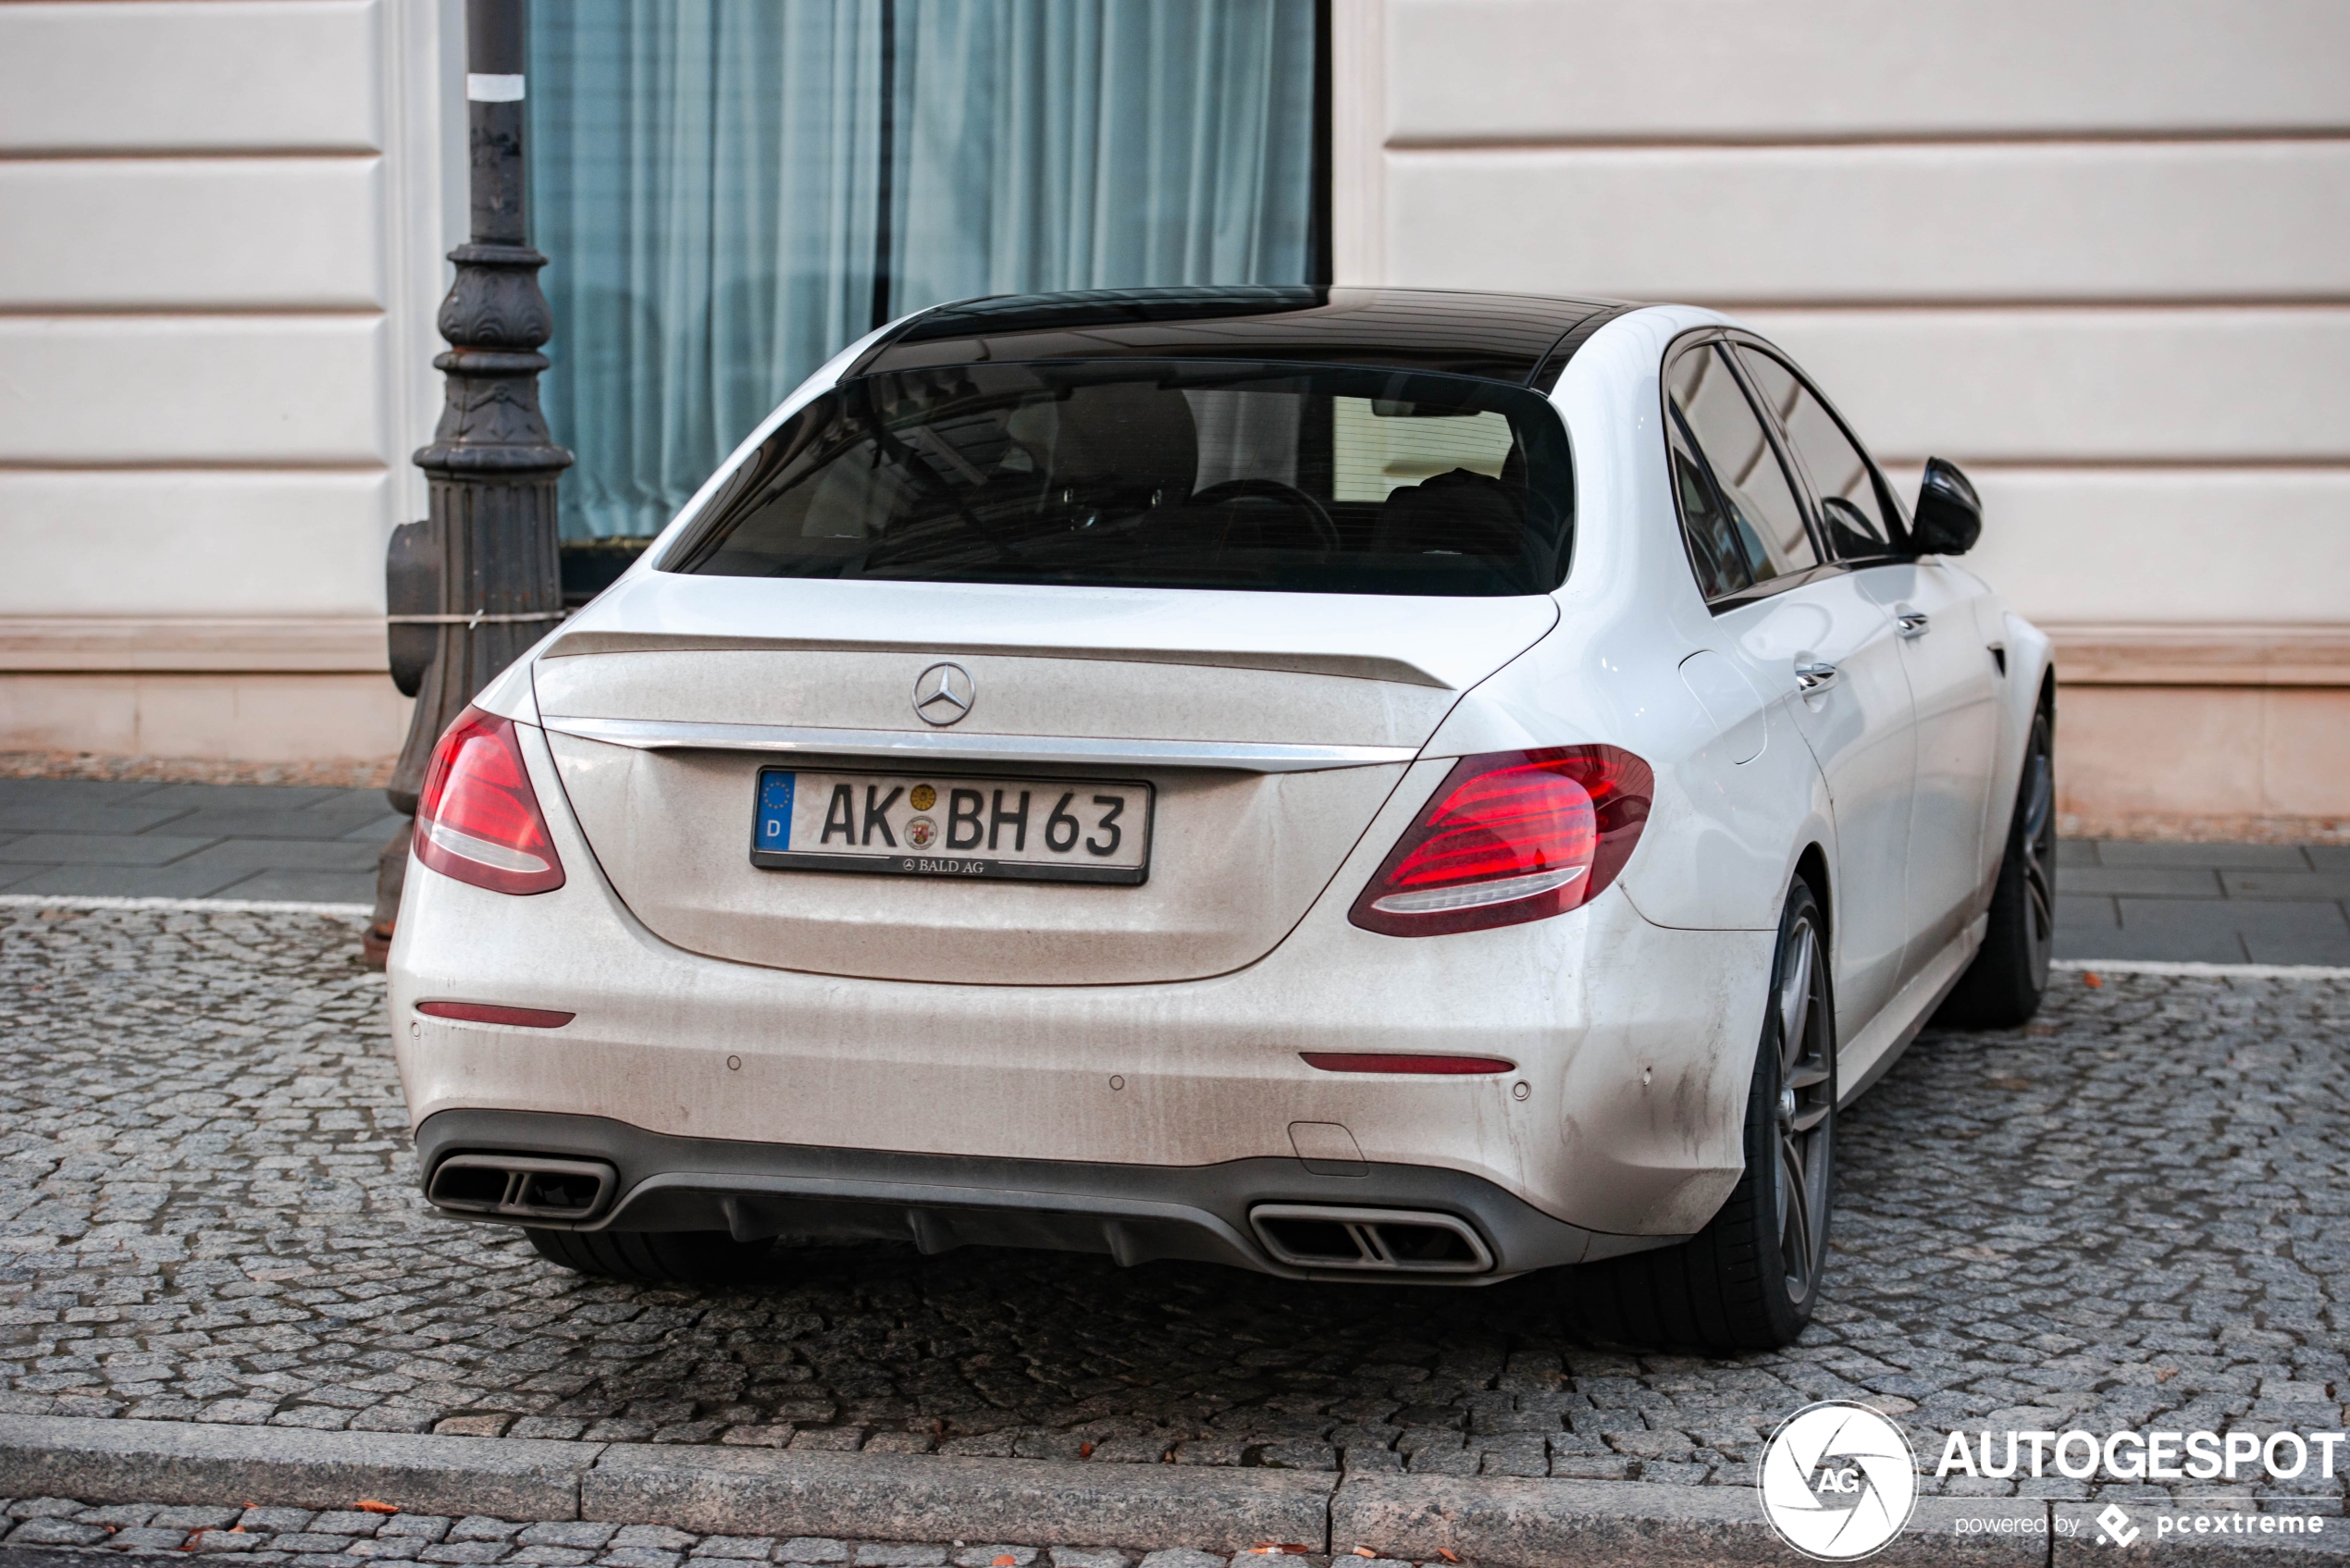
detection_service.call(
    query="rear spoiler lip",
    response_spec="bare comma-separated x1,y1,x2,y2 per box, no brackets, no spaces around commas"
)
538,714,1419,774
537,629,1456,690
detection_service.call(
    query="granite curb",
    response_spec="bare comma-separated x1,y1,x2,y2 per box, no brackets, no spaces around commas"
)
0,1418,1321,1555
0,895,372,918
6,1420,2348,1566
1331,1476,2058,1565
0,1417,591,1520
580,1442,1330,1550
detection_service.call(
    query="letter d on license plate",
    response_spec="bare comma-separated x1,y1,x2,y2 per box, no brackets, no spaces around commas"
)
750,768,1151,885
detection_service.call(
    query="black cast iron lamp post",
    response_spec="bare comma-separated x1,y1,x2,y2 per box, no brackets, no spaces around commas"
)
367,0,571,965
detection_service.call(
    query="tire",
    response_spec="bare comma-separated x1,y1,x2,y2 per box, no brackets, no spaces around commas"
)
1561,879,1837,1352
1935,698,2056,1030
526,1227,777,1286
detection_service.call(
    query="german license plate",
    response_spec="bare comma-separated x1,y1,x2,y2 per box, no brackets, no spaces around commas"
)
750,769,1152,884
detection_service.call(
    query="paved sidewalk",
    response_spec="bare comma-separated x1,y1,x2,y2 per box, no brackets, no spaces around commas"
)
2055,840,2350,966
4,780,2347,964
0,781,397,906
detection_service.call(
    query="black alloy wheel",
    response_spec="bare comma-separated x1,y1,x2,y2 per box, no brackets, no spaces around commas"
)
2016,710,2059,974
1936,698,2057,1028
1769,893,1836,1315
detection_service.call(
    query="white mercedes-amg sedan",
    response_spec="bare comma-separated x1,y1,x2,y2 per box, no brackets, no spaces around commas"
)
390,288,2055,1352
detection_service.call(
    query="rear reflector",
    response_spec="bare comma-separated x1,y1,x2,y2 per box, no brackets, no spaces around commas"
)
414,707,566,895
416,1000,575,1029
1301,1052,1515,1075
1350,745,1651,937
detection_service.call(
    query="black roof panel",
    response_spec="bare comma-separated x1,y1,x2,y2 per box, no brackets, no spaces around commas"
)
847,286,1637,390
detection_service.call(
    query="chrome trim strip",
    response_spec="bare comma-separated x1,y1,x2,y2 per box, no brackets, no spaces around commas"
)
539,715,1417,773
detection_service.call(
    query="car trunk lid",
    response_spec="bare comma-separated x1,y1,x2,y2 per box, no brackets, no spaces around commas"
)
534,574,1556,984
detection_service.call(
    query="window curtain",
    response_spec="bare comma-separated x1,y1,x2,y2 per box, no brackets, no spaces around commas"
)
531,0,1318,542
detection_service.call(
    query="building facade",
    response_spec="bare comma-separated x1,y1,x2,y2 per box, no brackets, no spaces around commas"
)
0,0,450,760
5,0,2345,830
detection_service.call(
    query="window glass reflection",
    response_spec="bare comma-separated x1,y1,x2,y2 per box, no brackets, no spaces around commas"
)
1738,348,1895,559
1666,346,1817,584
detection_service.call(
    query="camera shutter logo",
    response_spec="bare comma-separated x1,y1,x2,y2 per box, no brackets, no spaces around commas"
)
1758,1401,1919,1562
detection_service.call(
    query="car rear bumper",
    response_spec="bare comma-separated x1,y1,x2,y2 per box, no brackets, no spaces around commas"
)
413,1107,1675,1282
389,722,1775,1251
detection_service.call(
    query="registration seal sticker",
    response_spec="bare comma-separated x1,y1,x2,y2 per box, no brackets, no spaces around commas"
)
905,816,937,848
909,784,937,810
1758,1401,1918,1561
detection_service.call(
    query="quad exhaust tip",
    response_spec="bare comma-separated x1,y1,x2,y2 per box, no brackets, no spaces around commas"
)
427,1154,616,1222
1250,1204,1493,1274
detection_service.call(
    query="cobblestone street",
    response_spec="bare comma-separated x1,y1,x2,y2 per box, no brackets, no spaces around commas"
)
2,905,2344,1511
0,1496,1280,1568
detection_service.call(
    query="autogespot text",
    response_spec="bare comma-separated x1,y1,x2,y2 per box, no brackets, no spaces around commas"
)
1936,1427,2348,1483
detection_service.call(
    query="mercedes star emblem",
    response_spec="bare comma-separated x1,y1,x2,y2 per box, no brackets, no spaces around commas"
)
912,661,975,726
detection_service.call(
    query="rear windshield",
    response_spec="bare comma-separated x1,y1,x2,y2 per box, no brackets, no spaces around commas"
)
662,360,1574,596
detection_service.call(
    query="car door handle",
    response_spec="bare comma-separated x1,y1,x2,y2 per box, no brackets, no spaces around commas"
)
1795,660,1839,695
1895,608,1931,638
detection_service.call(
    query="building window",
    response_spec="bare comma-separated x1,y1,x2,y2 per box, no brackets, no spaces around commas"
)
530,0,1325,541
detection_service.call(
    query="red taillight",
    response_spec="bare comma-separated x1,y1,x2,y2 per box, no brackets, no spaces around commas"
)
413,707,565,895
416,1000,575,1029
1349,745,1651,937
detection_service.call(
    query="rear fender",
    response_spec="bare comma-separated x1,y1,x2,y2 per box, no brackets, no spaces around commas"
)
1982,608,2055,857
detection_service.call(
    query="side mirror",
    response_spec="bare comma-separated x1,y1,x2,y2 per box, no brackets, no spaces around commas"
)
1911,457,1982,556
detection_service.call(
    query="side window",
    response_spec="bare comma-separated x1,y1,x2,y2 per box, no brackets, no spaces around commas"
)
1666,344,1819,586
1667,413,1753,599
1737,347,1898,559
